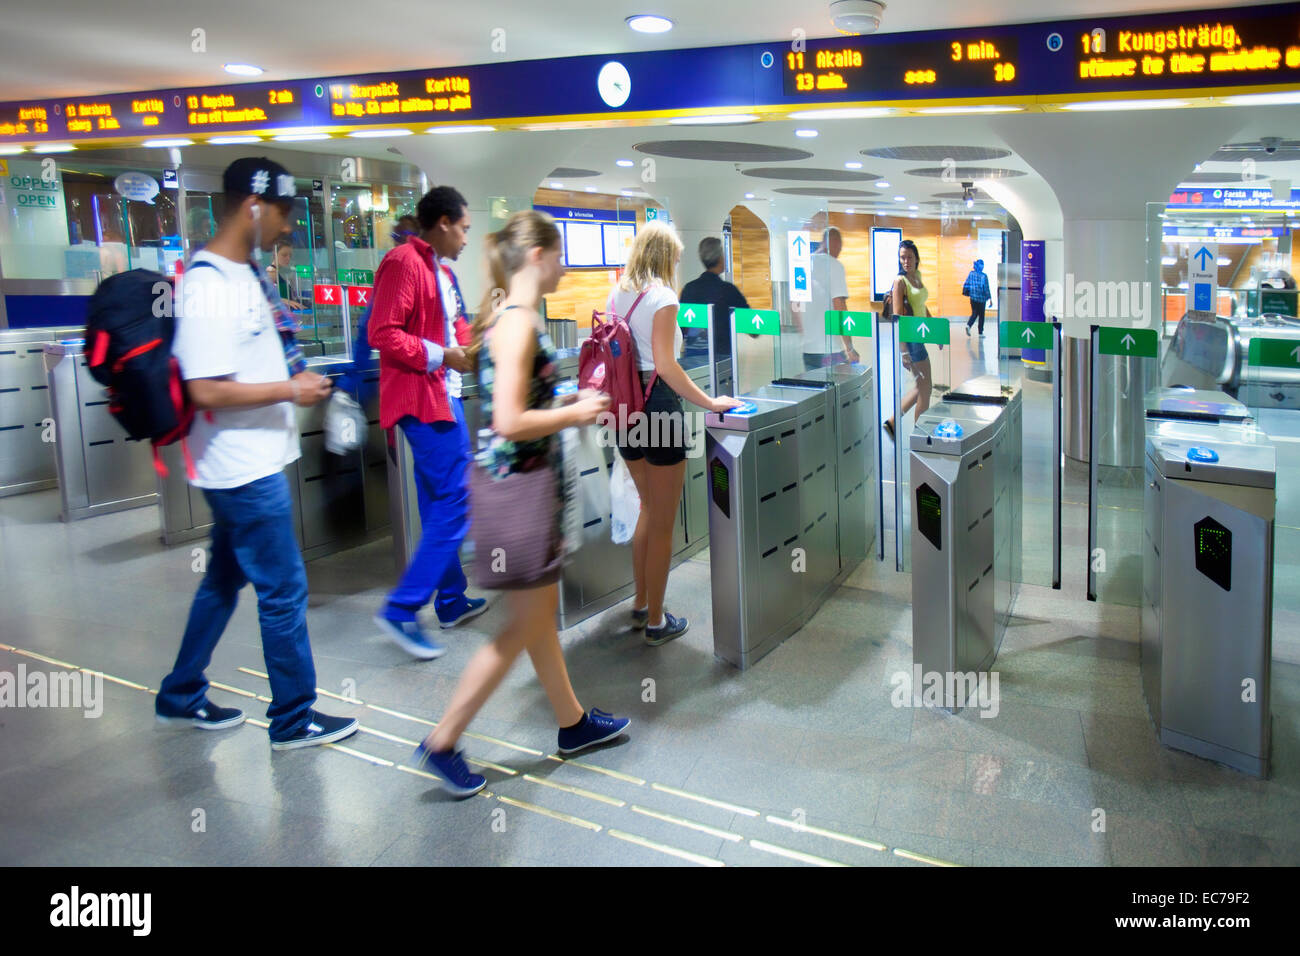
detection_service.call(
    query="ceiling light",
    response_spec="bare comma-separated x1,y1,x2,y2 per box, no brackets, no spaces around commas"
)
621,190,635,197
908,204,918,210
744,192,755,199
830,0,885,35
875,181,890,189
789,107,892,120
844,161,863,169
893,195,906,202
349,129,412,138
1216,257,1231,266
550,182,564,189
0,145,26,155
223,64,264,77
909,212,918,218
795,129,819,138
626,15,673,33
273,133,331,142
208,135,262,145
428,125,495,134
1060,99,1189,111
585,186,597,192
1221,91,1300,107
962,180,976,208
142,138,193,148
917,105,1023,115
845,207,855,213
33,143,75,153
1161,256,1177,266
668,114,759,125
616,159,634,167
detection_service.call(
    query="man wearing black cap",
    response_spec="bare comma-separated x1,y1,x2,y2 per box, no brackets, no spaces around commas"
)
156,158,359,751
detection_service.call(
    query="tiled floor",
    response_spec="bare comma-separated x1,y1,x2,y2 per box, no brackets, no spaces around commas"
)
2,463,1296,867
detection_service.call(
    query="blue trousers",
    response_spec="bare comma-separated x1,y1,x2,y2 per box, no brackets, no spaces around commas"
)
157,471,316,740
386,400,471,620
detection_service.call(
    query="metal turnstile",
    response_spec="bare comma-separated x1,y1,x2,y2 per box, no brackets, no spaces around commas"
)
706,383,841,669
1142,389,1275,776
909,383,1020,705
787,363,879,573
0,327,83,498
44,340,158,521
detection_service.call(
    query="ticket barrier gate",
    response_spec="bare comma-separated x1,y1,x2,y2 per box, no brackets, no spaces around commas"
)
706,383,845,669
0,327,83,498
909,379,1021,706
1142,389,1275,776
157,355,390,559
785,363,878,572
390,351,728,630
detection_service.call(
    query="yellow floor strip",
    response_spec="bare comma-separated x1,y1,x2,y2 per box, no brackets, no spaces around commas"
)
545,754,646,786
522,773,626,807
314,686,364,704
651,783,759,817
748,839,847,867
607,829,725,867
462,731,544,757
238,666,269,678
327,744,394,767
78,668,152,691
765,815,887,852
631,805,743,843
247,717,269,729
10,648,77,669
358,725,418,747
0,643,14,652
365,702,437,726
208,680,267,701
467,757,518,776
496,795,602,832
892,847,961,867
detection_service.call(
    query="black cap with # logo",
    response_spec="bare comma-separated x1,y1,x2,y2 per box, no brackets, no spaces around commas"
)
222,156,296,206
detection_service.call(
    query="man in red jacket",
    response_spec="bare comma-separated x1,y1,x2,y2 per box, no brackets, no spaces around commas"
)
368,186,486,659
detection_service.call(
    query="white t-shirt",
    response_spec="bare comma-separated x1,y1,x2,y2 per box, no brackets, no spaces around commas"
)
437,262,463,399
607,282,680,372
801,252,849,355
173,250,300,490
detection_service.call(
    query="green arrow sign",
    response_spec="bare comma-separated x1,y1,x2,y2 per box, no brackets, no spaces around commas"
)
294,264,312,277
734,308,780,336
824,310,873,337
1247,337,1300,369
899,316,949,345
1097,327,1157,358
677,303,709,328
1000,321,1054,350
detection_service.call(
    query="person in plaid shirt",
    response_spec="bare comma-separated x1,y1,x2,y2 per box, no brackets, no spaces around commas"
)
369,186,487,659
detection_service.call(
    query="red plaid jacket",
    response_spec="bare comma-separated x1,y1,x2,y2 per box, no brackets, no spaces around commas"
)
368,235,470,429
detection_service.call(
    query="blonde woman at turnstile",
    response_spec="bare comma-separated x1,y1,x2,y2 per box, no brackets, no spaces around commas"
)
884,238,940,439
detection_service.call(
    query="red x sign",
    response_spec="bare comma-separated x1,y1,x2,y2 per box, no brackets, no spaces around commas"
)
346,285,371,307
313,284,343,305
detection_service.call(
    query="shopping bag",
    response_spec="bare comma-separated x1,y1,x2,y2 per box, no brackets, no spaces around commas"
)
609,453,641,545
323,390,366,454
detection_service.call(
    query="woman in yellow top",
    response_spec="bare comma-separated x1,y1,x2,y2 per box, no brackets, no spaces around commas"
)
884,239,936,439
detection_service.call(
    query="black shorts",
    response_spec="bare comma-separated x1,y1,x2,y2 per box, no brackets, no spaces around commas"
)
617,377,689,467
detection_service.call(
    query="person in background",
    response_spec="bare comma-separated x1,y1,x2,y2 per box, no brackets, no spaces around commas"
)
412,210,628,797
336,214,419,406
368,189,486,660
964,258,992,337
680,236,749,360
157,157,358,751
802,226,860,371
266,239,307,311
612,223,743,646
884,239,936,439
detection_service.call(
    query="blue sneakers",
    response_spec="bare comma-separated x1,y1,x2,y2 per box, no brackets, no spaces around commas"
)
557,708,631,755
374,613,446,660
437,596,488,630
644,611,689,647
630,606,649,629
412,742,487,797
269,711,359,751
155,701,245,730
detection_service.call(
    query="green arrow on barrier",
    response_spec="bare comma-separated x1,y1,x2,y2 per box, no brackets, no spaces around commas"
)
899,315,949,345
825,310,873,336
735,308,781,335
1247,337,1300,369
1000,321,1054,350
1097,327,1157,358
677,303,709,328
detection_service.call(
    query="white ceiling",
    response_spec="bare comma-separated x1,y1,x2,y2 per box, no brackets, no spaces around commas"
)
0,0,1260,100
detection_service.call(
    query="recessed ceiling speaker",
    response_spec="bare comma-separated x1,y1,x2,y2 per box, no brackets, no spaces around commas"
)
831,0,885,35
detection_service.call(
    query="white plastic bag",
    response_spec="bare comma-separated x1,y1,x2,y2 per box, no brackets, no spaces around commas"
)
559,425,612,556
323,390,365,454
609,454,641,545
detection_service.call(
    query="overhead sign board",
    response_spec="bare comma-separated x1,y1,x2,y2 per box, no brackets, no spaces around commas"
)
1188,242,1218,313
788,230,811,303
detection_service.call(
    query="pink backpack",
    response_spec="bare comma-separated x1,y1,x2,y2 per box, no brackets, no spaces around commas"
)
578,290,655,420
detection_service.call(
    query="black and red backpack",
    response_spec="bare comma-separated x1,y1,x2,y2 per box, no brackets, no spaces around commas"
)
84,267,195,478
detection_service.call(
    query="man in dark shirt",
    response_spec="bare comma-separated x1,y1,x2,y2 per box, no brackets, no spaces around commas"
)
680,236,749,360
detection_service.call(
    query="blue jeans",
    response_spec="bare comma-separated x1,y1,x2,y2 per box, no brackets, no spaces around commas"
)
385,400,471,620
157,471,316,740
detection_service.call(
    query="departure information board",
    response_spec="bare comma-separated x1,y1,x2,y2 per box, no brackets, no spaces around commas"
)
783,34,1020,97
326,73,473,121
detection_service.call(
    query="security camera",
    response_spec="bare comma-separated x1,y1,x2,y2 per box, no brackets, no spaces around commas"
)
831,0,886,35
1261,136,1282,155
